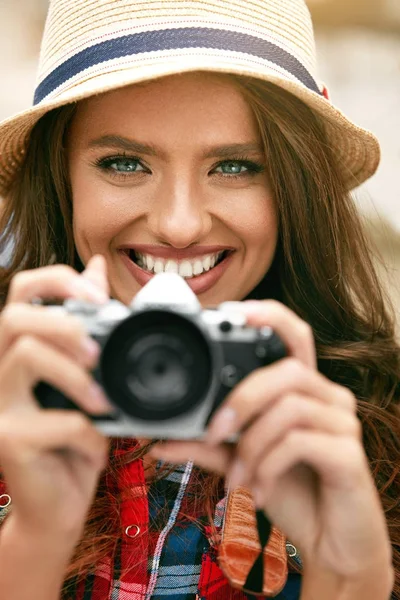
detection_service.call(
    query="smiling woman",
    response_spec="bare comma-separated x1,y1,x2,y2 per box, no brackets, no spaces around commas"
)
0,1,398,600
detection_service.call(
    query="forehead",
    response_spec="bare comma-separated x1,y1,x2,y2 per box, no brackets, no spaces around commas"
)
70,73,261,143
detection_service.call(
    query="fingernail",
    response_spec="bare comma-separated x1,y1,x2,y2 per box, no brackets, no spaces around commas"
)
206,407,237,445
82,337,100,360
89,383,113,413
86,254,105,269
228,460,245,489
70,278,108,304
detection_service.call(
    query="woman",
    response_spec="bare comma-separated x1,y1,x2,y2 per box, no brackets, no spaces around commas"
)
0,1,398,599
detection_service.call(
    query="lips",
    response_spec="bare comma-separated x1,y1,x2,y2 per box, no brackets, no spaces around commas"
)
119,245,235,295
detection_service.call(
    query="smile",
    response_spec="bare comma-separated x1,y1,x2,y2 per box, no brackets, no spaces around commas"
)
119,246,235,295
130,249,229,279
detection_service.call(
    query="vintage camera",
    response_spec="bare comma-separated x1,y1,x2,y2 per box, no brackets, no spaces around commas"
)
36,274,286,439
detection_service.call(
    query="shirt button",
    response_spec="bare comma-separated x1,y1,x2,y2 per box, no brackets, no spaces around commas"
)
0,494,11,508
125,524,141,538
286,542,298,558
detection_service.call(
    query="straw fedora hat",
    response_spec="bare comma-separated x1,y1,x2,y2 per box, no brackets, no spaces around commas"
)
0,0,380,196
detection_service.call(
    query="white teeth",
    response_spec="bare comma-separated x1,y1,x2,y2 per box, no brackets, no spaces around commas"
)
193,260,203,276
202,255,211,272
179,261,193,277
154,259,164,274
147,255,154,270
133,250,226,279
165,260,179,274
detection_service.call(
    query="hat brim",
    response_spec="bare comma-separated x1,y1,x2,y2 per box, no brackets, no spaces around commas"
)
0,57,380,195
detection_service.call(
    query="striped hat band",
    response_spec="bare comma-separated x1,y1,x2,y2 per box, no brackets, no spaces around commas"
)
34,26,322,105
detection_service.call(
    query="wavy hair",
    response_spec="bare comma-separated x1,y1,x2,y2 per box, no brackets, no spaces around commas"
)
0,76,399,597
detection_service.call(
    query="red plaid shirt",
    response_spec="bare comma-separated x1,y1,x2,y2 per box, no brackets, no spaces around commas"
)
0,440,301,599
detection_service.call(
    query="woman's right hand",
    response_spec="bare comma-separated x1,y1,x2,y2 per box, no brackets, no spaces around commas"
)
0,255,112,546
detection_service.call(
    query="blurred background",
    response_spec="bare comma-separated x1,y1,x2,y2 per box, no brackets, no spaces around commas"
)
0,0,399,318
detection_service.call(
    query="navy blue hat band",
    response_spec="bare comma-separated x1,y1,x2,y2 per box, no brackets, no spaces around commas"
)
34,27,322,105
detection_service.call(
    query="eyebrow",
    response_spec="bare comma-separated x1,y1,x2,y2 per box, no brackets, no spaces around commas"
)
87,135,264,159
203,143,264,159
88,135,158,156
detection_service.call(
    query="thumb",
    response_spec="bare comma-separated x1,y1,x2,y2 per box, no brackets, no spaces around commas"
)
82,255,110,299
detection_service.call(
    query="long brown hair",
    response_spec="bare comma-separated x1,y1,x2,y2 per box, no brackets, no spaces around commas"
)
0,77,399,597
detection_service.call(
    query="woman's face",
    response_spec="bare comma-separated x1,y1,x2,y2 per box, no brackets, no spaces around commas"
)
68,73,278,306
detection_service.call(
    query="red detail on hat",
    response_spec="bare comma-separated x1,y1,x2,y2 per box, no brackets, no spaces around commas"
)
322,85,330,100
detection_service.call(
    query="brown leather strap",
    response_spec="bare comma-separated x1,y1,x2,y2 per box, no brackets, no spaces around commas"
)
218,487,288,597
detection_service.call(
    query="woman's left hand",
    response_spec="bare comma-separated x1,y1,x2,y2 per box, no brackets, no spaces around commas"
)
150,300,393,593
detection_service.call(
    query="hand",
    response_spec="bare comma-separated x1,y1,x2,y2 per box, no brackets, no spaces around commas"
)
0,256,112,544
150,300,394,591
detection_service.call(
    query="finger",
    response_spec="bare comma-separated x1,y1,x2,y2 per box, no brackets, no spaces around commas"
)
81,255,110,298
0,336,112,414
7,265,108,305
149,440,233,475
241,300,317,369
254,431,368,506
0,304,100,366
0,411,109,525
0,411,108,471
229,394,362,488
206,358,356,445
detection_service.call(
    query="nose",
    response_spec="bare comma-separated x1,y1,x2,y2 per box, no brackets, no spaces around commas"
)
147,177,212,248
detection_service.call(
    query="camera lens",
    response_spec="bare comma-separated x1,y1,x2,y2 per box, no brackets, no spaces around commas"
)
100,310,212,420
126,334,192,404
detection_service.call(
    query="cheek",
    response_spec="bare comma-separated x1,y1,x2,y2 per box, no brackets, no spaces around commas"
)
72,202,122,259
230,193,278,251
71,183,118,258
70,169,140,258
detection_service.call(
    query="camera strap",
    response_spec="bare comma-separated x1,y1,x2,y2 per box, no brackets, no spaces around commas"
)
244,509,272,593
218,486,288,597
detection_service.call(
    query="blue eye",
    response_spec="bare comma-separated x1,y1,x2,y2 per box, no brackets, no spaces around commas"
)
94,155,149,177
213,160,264,177
106,157,144,173
216,161,247,175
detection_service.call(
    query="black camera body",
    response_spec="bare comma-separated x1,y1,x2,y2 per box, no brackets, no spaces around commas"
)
36,274,286,439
